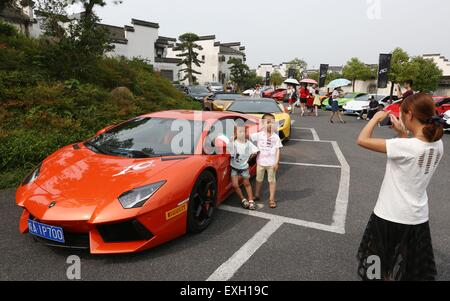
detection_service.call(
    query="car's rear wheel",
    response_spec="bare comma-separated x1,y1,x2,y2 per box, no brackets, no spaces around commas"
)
187,170,217,233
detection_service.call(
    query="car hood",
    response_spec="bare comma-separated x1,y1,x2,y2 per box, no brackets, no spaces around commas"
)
34,145,186,201
344,101,369,109
190,92,210,98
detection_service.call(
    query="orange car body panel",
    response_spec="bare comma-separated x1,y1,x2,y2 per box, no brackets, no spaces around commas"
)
16,110,260,254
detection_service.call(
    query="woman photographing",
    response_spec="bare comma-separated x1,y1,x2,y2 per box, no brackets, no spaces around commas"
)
356,93,445,281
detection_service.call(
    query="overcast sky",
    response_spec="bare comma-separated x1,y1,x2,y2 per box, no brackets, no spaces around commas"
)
84,0,449,69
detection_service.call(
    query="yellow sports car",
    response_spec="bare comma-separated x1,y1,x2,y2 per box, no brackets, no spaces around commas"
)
203,93,241,111
225,97,292,141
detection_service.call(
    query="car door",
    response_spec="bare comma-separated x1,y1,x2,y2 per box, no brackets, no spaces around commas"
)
204,118,237,200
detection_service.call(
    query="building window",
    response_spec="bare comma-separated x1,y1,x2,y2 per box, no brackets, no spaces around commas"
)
202,55,205,61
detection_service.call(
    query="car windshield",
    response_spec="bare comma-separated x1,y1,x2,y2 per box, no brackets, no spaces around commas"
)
228,100,282,114
214,94,240,100
189,86,209,93
210,82,222,87
343,93,360,99
87,118,204,158
355,95,386,101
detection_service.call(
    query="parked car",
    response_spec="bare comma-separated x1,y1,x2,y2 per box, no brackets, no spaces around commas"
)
225,97,292,141
271,89,287,101
434,97,450,115
205,82,224,93
242,88,254,96
385,96,450,119
322,92,367,110
186,85,212,102
263,88,285,98
343,94,398,116
443,110,450,132
16,110,262,254
203,93,242,111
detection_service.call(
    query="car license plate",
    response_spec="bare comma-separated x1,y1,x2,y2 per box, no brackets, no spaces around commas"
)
28,219,65,243
345,110,354,113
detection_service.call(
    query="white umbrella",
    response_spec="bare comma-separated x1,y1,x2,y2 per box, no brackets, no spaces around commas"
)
327,78,351,89
284,78,300,86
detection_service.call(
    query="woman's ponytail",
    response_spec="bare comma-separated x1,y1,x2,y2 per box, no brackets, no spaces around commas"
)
401,93,445,142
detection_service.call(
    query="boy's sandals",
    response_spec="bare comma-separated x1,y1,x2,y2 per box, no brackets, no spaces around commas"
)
269,200,277,209
248,200,256,210
241,199,250,209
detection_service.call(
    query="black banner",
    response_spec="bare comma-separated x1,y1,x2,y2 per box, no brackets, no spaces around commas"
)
265,71,270,86
319,64,329,88
378,54,392,89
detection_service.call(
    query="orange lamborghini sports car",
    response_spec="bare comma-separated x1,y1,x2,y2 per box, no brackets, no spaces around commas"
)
16,110,260,254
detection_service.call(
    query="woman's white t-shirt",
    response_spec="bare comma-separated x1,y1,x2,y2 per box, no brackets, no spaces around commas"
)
374,138,444,225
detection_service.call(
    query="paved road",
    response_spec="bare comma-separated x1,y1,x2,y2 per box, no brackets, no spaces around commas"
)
1,112,449,281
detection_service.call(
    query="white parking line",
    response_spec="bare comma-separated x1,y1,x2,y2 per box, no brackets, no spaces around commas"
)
219,205,342,234
206,220,283,281
280,161,341,169
294,127,320,141
210,128,350,281
330,141,351,233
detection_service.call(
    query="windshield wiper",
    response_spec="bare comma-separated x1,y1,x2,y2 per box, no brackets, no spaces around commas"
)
85,141,109,155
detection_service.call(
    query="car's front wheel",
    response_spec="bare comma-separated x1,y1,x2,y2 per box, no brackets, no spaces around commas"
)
187,170,217,233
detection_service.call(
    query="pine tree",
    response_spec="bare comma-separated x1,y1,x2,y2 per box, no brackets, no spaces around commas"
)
175,33,204,85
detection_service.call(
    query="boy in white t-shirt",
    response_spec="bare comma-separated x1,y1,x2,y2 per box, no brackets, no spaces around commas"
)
251,114,283,209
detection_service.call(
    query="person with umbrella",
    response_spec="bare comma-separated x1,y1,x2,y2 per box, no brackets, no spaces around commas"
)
299,83,310,117
327,78,350,123
330,87,345,123
284,78,301,114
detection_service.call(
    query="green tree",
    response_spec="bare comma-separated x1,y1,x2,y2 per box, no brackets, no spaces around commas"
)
243,71,263,91
286,58,307,80
270,71,284,88
388,47,410,99
402,56,443,93
343,57,375,91
228,57,250,91
36,0,118,79
174,33,204,85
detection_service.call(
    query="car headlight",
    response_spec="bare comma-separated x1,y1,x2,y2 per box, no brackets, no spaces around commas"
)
118,181,166,209
278,119,286,128
22,163,42,186
362,105,369,109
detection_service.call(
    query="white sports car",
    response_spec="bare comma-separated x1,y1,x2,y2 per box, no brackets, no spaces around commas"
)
343,94,397,116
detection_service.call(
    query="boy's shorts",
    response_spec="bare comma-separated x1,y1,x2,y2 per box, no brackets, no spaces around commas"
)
256,165,276,183
231,168,251,179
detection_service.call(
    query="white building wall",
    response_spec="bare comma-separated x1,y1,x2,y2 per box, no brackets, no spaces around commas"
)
422,55,450,76
219,53,245,84
256,64,275,78
195,39,219,85
125,25,158,62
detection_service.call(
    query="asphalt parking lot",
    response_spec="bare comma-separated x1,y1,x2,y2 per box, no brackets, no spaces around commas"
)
1,112,449,281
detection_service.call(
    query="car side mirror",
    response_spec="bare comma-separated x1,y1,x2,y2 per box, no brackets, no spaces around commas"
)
96,125,114,136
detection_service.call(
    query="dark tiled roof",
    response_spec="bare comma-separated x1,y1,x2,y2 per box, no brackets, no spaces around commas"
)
1,6,31,23
239,46,245,51
158,36,176,42
221,42,241,47
219,45,245,56
131,18,159,29
155,57,182,64
197,35,216,41
98,23,127,44
124,25,134,32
